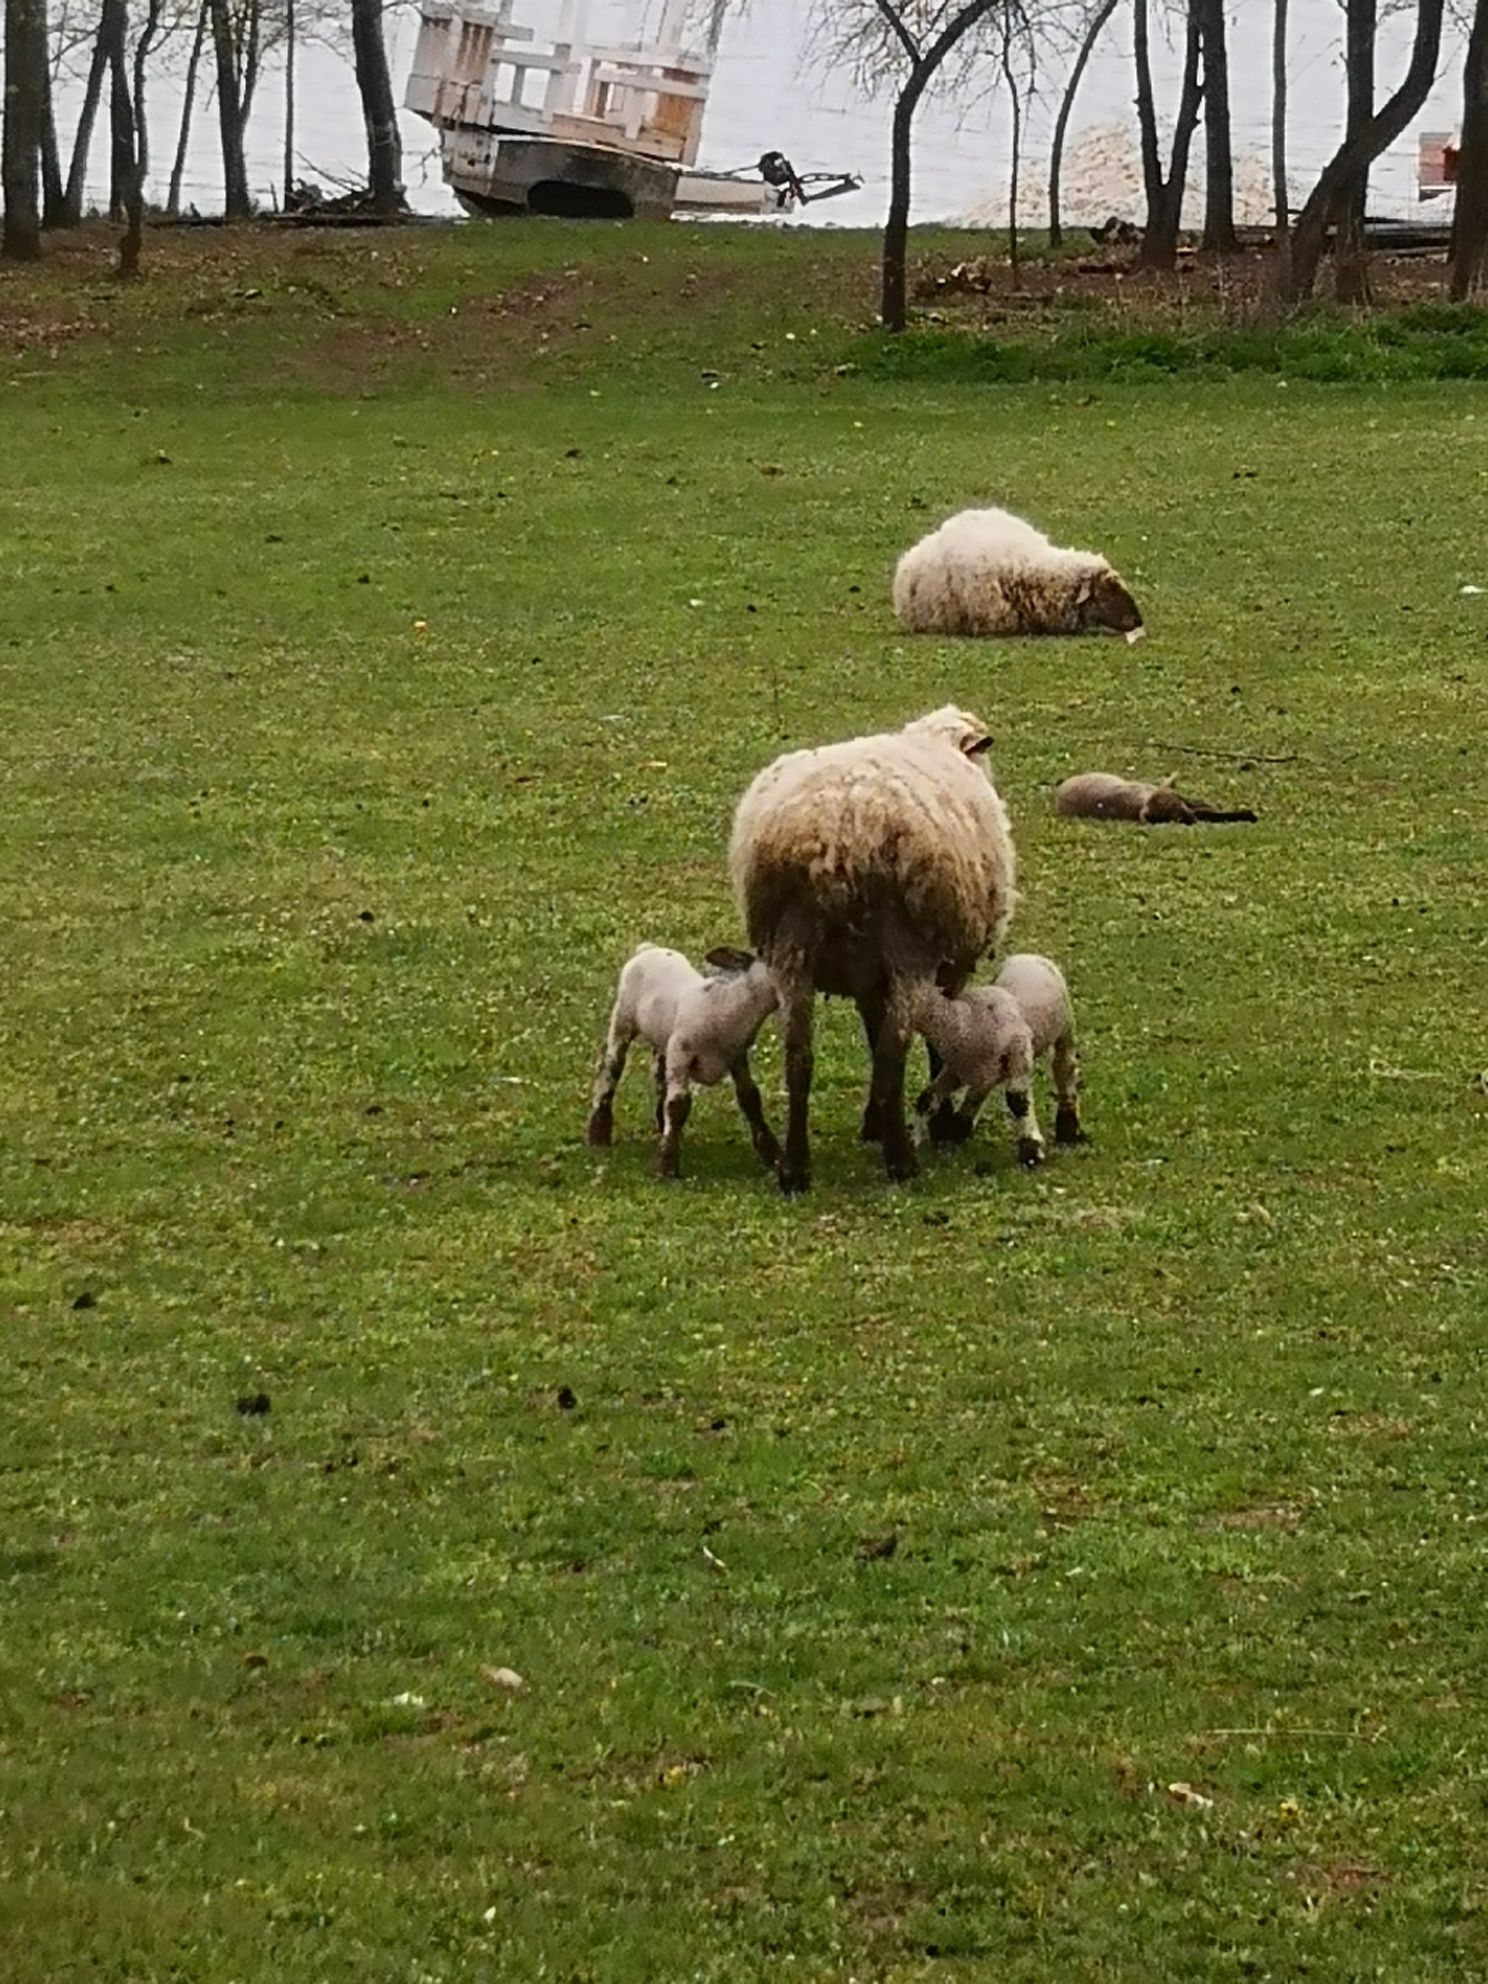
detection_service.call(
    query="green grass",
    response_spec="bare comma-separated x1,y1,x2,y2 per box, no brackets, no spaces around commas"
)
3,220,1488,1981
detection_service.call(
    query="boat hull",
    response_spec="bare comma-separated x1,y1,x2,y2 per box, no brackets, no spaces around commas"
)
442,131,680,221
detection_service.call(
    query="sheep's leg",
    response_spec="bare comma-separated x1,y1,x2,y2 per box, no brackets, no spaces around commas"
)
869,989,916,1184
1052,1035,1088,1146
1005,1082,1047,1168
586,1017,634,1147
926,965,970,1145
856,991,887,1143
954,1080,996,1139
652,1050,668,1134
911,1066,961,1146
656,1054,693,1181
730,1054,782,1172
778,978,815,1197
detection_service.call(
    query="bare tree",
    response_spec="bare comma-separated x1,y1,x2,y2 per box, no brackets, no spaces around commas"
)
62,9,110,223
39,11,66,225
208,0,252,216
998,4,1035,276
1450,0,1488,296
1272,0,1289,255
1269,0,1445,307
283,0,295,207
167,0,208,217
1134,0,1204,270
1196,0,1236,250
3,0,47,259
352,0,404,216
1332,0,1377,302
1048,0,1118,244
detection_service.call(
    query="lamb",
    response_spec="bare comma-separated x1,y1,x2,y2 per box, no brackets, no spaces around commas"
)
729,704,1016,1194
892,506,1144,639
585,944,781,1180
1054,770,1257,825
909,953,1085,1168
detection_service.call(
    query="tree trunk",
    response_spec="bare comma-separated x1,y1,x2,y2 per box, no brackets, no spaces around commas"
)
1001,29,1022,279
167,0,207,219
39,13,65,226
351,0,403,217
119,0,160,278
1048,0,1118,247
283,0,295,209
209,0,251,218
1272,0,1445,308
2,0,46,259
882,82,921,331
1137,0,1205,271
1272,0,1289,267
63,12,109,223
1332,0,1377,303
107,0,130,219
1450,0,1488,298
1198,0,1236,251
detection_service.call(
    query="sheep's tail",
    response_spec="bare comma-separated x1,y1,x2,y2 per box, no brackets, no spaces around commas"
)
1186,804,1258,824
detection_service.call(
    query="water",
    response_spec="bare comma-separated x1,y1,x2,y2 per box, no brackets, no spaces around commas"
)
106,0,1469,229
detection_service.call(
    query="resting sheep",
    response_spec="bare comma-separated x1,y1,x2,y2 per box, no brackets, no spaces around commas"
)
893,506,1144,639
909,953,1085,1167
1055,771,1257,825
729,705,1016,1194
585,944,781,1179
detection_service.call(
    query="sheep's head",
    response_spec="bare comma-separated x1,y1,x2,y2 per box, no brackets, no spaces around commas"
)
1075,565,1144,638
905,705,993,760
1139,786,1197,825
703,945,758,976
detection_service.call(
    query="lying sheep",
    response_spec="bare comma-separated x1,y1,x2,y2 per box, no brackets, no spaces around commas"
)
909,953,1085,1167
730,705,1016,1193
1055,771,1257,825
585,944,781,1180
893,506,1144,639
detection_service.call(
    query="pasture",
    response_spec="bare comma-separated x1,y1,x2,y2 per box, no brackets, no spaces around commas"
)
2,221,1487,1981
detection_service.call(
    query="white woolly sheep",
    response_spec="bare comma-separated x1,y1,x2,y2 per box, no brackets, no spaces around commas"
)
1054,770,1257,825
585,944,781,1180
728,705,1016,1194
909,953,1085,1166
893,506,1144,639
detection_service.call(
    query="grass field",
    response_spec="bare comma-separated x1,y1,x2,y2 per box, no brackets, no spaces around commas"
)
3,220,1488,1982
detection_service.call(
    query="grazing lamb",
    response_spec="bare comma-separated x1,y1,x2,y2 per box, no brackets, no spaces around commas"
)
585,944,781,1180
1055,771,1257,825
893,506,1144,639
909,953,1085,1167
729,705,1016,1194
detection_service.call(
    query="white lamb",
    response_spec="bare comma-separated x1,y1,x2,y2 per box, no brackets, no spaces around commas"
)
585,944,781,1180
893,506,1144,639
909,953,1085,1167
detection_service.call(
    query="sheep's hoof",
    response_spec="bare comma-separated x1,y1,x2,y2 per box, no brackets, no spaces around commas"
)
777,1166,811,1197
585,1112,613,1148
755,1139,784,1171
1054,1109,1089,1147
1017,1137,1047,1169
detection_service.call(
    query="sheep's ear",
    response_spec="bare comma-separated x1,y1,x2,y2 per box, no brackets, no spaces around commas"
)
961,734,993,758
1158,772,1178,789
1075,577,1094,604
704,945,755,973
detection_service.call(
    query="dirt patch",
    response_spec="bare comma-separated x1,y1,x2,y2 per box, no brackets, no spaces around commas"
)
1207,1503,1304,1531
1291,1860,1388,1899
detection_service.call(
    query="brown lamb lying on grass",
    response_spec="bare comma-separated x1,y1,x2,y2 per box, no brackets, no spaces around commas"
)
1054,771,1258,825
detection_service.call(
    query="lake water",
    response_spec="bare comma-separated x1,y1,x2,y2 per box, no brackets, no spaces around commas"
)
114,0,1469,230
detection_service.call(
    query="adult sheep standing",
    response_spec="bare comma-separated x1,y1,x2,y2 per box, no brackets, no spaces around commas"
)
728,705,1016,1194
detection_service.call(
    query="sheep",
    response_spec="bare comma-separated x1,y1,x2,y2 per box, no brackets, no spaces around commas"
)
585,944,781,1180
729,704,1016,1194
892,506,1144,640
909,953,1086,1167
1054,770,1257,825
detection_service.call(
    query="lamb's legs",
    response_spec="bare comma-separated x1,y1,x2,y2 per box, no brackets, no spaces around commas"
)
1052,1034,1088,1147
856,991,886,1143
652,1050,668,1133
1005,1083,1047,1168
586,1019,634,1146
730,1054,782,1172
911,1066,962,1146
778,979,815,1197
656,1079,692,1180
926,965,970,1145
869,990,916,1183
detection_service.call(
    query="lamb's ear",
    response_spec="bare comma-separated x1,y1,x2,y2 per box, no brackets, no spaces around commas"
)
704,945,755,974
1075,576,1094,604
961,734,993,758
1158,772,1178,789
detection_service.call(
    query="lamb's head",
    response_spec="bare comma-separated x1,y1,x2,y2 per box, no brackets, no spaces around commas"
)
1074,562,1144,639
702,945,780,1017
1139,783,1198,825
903,705,993,761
